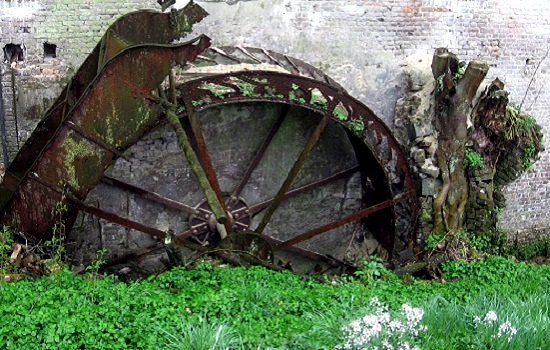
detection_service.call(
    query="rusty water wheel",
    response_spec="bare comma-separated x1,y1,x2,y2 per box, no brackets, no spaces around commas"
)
0,40,416,275
68,69,417,276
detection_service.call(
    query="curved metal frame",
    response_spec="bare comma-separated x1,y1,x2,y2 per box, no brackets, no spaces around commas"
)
176,71,417,256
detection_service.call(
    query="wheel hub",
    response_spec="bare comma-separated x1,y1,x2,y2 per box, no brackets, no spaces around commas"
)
189,195,251,246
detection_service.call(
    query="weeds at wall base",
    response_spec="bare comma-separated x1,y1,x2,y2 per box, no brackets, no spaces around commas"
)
0,257,547,349
503,237,550,261
422,227,550,268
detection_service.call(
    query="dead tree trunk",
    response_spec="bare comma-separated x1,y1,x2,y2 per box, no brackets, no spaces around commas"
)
431,48,489,234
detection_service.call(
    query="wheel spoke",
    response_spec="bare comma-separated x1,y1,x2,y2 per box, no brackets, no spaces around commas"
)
176,222,208,242
67,195,167,239
101,175,202,217
255,115,330,234
166,108,228,224
185,106,232,232
187,109,228,206
248,165,360,215
231,105,290,201
275,198,397,250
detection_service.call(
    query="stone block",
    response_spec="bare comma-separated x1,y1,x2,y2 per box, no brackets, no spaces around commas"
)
411,147,426,164
420,135,438,156
365,239,379,255
421,177,442,196
419,135,435,148
413,122,434,139
419,159,440,178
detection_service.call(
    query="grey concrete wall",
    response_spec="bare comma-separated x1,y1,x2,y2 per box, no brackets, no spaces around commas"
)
1,0,550,240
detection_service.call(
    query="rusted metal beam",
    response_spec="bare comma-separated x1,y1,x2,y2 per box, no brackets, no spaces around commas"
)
97,1,208,70
275,198,397,251
4,2,208,182
255,115,330,234
165,109,227,225
65,121,130,161
185,106,230,223
74,189,344,272
101,176,203,218
69,196,167,239
0,3,210,236
248,165,360,215
231,104,290,200
71,194,284,272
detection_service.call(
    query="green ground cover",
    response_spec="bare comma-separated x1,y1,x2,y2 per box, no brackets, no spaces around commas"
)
0,256,548,349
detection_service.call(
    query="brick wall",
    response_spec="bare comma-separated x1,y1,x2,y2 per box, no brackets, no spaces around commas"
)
0,0,160,162
1,0,549,239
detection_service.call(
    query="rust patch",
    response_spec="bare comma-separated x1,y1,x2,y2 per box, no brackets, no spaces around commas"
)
0,5,210,238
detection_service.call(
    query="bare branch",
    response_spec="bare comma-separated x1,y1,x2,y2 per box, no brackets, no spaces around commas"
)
519,48,549,112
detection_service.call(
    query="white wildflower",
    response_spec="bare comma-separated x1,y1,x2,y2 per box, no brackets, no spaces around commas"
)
402,304,424,324
382,340,394,350
387,319,405,334
483,310,498,323
473,315,482,328
335,300,426,350
496,321,517,343
475,311,517,344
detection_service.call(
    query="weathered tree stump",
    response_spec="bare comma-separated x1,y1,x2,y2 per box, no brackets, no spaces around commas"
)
431,48,489,234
